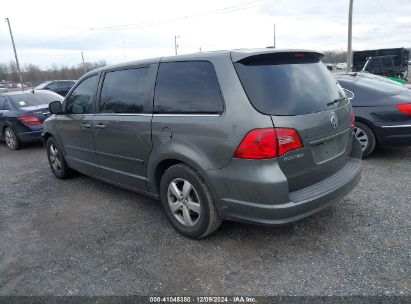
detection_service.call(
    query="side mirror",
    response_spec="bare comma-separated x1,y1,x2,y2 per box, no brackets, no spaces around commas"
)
343,88,354,101
49,101,63,114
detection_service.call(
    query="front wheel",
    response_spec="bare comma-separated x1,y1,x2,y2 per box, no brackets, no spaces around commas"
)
160,164,222,239
354,122,376,158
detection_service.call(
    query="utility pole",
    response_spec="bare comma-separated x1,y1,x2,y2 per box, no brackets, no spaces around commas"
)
347,0,353,72
5,18,24,91
174,35,180,55
273,23,276,48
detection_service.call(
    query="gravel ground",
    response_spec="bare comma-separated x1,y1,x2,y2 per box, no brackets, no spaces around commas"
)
0,142,410,296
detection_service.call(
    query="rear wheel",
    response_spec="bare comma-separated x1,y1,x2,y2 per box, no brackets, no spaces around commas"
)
46,137,73,179
4,127,23,150
159,164,222,239
354,122,376,157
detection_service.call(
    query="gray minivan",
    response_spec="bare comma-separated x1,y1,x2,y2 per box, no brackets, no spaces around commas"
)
43,49,362,239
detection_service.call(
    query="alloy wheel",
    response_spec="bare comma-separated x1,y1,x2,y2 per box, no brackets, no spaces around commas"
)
5,129,16,149
49,144,62,172
354,126,369,152
167,178,201,227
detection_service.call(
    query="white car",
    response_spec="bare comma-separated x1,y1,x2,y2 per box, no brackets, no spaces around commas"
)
336,62,347,70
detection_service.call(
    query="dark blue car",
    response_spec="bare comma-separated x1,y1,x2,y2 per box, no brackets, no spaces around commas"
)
335,73,411,157
0,90,63,150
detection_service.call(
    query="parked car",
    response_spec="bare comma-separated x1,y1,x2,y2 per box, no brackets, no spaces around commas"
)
43,49,362,239
0,90,63,150
336,62,347,70
0,83,7,93
35,80,76,97
335,73,411,157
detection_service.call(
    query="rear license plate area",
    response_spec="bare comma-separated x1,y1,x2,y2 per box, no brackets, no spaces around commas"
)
311,134,347,164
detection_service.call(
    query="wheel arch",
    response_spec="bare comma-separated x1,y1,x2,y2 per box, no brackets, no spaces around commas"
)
354,116,380,144
148,156,208,195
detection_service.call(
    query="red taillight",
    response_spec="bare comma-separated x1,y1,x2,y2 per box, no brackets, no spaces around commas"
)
234,128,303,159
351,109,355,128
397,103,411,115
18,113,42,125
276,128,303,156
234,128,277,159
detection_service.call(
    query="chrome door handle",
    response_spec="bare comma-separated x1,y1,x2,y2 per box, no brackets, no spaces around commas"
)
95,123,106,129
81,122,91,129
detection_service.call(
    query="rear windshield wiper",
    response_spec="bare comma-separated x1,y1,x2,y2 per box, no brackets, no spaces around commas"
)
327,97,345,107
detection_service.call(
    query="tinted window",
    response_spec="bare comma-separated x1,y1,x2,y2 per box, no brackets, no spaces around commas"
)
234,53,346,115
63,81,75,87
46,82,58,90
56,81,74,89
154,61,224,113
9,91,63,108
35,82,50,90
99,68,149,113
65,75,98,114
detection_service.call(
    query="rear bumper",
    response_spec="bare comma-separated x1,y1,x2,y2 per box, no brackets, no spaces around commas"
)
203,136,363,225
18,130,43,143
217,159,361,225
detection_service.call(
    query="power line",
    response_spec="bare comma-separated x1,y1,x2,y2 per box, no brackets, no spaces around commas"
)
94,0,281,31
373,0,411,45
19,0,284,49
23,29,93,48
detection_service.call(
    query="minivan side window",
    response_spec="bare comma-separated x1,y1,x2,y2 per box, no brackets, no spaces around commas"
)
98,68,149,114
65,75,98,114
154,61,224,114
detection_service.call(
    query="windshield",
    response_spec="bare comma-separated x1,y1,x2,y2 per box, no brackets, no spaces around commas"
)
35,82,51,90
355,77,408,95
234,53,346,116
9,91,63,108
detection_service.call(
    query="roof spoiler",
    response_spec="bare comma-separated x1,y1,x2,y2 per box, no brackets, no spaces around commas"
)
231,50,325,63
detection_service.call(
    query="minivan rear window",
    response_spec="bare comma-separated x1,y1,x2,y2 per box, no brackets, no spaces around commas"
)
234,53,346,116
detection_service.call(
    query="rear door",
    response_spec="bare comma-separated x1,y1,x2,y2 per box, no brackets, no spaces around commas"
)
92,64,157,191
233,51,354,191
58,74,100,174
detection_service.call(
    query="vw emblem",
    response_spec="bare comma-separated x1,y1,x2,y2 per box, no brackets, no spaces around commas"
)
330,112,338,129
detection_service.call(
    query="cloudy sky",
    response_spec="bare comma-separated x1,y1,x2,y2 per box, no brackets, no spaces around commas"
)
1,0,410,68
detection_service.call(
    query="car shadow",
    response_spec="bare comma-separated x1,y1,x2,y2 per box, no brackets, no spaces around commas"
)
66,171,341,244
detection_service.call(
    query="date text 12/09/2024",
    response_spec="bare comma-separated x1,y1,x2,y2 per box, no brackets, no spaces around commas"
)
149,296,257,303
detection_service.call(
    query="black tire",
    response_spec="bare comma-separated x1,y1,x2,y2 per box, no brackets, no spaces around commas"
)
159,163,222,239
46,137,73,179
354,121,376,158
4,127,23,150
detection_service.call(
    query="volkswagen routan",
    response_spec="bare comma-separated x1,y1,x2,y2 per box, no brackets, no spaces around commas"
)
43,49,362,239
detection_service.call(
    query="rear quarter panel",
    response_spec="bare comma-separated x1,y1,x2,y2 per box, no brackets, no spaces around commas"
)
147,54,274,194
